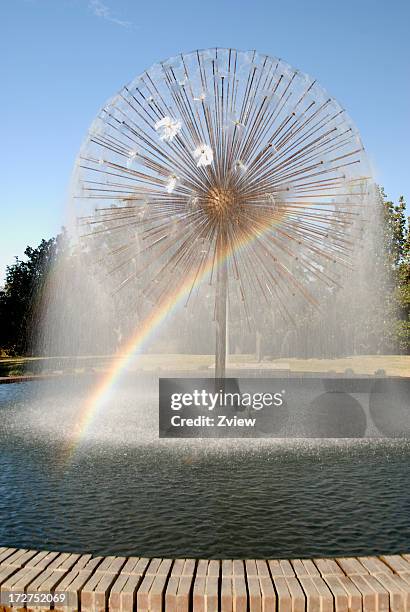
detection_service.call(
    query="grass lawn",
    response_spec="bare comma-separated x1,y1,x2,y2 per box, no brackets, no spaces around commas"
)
1,354,409,377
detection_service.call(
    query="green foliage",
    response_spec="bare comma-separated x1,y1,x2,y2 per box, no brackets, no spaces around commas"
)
380,190,410,352
0,232,68,355
381,190,407,268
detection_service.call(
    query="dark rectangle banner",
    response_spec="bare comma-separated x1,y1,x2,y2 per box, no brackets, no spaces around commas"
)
159,377,410,438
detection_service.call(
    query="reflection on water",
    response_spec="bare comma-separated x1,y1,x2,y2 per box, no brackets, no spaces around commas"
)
0,379,409,558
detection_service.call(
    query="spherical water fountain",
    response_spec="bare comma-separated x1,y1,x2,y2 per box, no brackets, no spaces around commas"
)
75,48,371,379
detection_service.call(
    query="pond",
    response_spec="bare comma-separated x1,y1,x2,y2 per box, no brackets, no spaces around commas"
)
0,378,409,558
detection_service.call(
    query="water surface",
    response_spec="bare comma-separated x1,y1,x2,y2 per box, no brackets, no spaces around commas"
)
0,379,409,558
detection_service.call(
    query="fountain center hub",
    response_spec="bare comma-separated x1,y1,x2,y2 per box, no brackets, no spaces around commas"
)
205,186,242,219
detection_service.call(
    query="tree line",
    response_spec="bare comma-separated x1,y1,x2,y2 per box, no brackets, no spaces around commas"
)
0,188,409,357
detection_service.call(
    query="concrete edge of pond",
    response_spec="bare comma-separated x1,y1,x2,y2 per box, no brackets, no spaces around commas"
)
1,371,408,385
0,374,66,384
0,546,410,610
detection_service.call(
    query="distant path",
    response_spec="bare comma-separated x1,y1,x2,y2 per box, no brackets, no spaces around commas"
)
0,546,410,610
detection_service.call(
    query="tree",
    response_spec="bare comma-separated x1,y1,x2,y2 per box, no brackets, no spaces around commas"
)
380,191,410,353
382,192,407,267
0,232,68,355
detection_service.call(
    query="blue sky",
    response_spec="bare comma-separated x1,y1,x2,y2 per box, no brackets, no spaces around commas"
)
1,0,409,281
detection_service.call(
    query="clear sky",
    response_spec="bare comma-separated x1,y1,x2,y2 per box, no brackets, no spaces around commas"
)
1,0,409,281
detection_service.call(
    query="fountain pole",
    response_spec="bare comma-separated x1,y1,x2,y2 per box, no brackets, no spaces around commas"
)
215,228,228,380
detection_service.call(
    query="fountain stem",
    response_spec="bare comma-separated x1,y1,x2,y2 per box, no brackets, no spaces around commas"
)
215,230,228,380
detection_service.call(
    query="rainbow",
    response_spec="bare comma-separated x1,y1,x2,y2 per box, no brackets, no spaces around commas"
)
66,214,284,457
